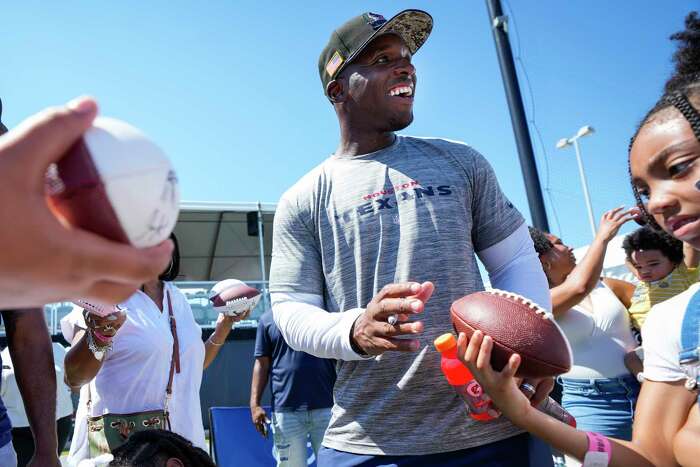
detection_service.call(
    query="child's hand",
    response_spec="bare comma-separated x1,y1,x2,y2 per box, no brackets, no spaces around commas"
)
457,330,534,424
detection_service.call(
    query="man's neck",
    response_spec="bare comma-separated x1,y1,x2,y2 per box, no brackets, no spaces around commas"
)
335,126,396,158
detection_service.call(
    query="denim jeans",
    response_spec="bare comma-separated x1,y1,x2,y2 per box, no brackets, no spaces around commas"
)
271,407,332,467
559,375,640,440
0,440,17,467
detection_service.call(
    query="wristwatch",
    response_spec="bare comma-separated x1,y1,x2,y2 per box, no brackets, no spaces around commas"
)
583,432,611,467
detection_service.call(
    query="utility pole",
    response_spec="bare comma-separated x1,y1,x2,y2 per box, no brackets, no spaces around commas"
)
485,0,550,232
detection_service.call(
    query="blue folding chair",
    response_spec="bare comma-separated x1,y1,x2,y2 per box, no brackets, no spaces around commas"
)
209,406,275,466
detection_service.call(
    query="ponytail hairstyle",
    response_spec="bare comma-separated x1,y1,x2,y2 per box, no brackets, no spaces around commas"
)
629,12,700,228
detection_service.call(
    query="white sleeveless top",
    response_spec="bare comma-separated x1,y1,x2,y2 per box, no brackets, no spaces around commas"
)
556,281,637,379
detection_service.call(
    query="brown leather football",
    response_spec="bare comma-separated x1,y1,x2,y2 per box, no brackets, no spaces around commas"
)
451,290,571,378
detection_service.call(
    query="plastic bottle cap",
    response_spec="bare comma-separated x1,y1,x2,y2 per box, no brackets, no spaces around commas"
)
434,333,457,352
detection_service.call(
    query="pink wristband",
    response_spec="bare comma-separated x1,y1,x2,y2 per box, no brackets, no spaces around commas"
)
584,431,611,466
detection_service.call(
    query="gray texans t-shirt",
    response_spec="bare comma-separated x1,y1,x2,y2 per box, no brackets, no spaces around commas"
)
270,135,525,455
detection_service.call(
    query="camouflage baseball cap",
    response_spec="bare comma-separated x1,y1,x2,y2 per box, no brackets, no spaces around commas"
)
318,9,433,95
0,98,7,134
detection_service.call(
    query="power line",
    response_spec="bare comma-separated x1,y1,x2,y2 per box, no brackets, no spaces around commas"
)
502,0,564,238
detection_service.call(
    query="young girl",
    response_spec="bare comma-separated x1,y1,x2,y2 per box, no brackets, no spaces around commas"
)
459,12,700,467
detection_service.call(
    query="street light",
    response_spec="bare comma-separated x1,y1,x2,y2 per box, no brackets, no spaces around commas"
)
556,125,597,239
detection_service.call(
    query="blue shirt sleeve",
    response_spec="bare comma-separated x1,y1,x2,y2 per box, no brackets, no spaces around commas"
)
254,312,272,358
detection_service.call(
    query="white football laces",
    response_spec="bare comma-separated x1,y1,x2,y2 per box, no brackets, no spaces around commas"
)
486,289,550,318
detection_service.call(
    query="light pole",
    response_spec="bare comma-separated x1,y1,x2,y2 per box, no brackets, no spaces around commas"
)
556,125,597,239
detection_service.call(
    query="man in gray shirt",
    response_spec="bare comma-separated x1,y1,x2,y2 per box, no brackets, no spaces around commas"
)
270,9,554,466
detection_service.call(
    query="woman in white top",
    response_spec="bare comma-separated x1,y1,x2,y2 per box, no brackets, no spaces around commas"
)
528,207,641,440
61,234,247,465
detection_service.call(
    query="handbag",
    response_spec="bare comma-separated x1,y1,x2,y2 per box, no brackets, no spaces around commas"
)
87,290,181,457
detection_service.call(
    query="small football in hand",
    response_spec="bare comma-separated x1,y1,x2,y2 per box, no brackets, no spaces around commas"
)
45,117,180,248
208,279,261,317
451,290,572,378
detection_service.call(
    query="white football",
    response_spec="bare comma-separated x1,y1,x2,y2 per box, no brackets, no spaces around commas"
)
45,117,180,248
208,279,261,317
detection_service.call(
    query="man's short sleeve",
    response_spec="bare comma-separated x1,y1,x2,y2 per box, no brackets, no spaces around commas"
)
467,150,524,252
254,313,272,358
269,195,324,295
641,300,686,382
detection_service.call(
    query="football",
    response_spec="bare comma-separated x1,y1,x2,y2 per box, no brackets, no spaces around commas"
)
208,279,261,317
45,117,180,248
450,289,572,378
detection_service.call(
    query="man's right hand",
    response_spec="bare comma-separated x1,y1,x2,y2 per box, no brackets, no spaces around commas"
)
0,96,173,308
351,281,434,356
251,405,269,437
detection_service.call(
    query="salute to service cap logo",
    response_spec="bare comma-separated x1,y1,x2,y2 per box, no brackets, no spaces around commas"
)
318,9,433,96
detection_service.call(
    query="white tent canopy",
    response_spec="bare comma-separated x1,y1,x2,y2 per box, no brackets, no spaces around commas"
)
174,201,276,282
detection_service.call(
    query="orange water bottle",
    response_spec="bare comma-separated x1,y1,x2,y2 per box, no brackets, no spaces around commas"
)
434,333,499,421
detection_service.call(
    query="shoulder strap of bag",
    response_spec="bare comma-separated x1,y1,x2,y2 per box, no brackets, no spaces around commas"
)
166,289,181,402
679,288,700,393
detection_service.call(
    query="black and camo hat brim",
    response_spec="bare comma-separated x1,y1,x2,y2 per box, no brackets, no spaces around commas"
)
319,9,433,96
0,98,7,134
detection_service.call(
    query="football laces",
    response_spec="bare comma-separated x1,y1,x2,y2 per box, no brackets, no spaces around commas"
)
486,289,550,318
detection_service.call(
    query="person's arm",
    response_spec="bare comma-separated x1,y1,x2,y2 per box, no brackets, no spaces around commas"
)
683,241,700,269
623,349,644,379
457,330,696,467
64,310,126,389
249,356,271,437
674,402,700,467
203,311,249,369
476,223,551,313
551,207,635,316
64,329,105,389
272,282,433,360
270,193,432,360
2,309,59,466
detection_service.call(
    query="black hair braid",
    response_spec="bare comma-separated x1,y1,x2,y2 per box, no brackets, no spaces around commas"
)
628,11,700,229
109,429,215,467
666,11,700,93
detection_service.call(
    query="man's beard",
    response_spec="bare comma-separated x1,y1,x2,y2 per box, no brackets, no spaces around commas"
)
383,111,414,132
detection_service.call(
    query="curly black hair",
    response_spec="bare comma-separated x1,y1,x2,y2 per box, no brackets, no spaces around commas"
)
528,226,553,256
629,12,700,228
622,226,684,265
109,429,215,467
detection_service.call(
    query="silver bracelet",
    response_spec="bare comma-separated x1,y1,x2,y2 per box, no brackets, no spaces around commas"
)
208,336,225,346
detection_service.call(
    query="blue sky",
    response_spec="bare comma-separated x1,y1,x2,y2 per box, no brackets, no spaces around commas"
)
2,1,695,249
